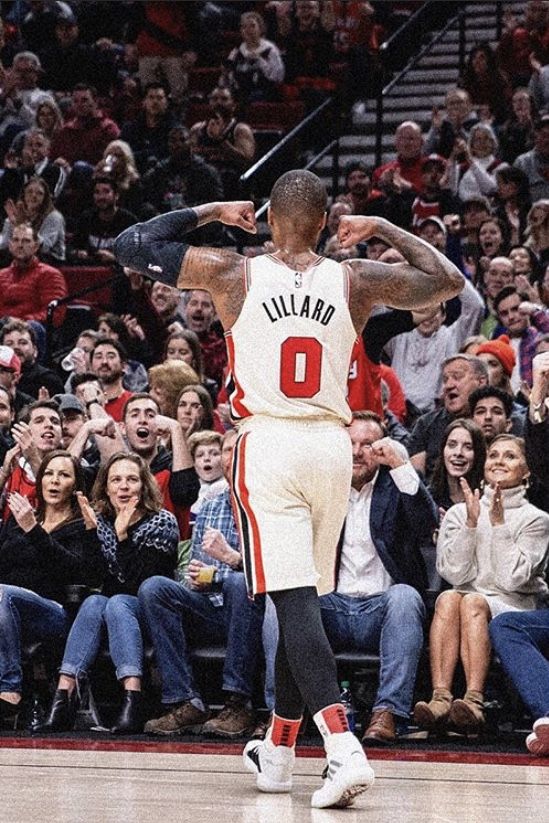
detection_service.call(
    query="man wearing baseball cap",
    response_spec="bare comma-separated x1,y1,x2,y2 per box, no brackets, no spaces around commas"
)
0,345,34,414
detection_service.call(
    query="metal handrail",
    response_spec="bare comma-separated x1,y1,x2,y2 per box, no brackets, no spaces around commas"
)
254,138,340,220
374,6,466,166
378,0,436,59
239,96,336,186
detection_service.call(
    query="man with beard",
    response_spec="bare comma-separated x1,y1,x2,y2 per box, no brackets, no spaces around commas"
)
69,177,137,265
1,319,64,398
493,285,549,390
142,125,223,245
119,393,199,538
189,86,255,199
181,289,227,391
89,338,132,422
408,354,489,482
340,161,385,217
121,82,178,175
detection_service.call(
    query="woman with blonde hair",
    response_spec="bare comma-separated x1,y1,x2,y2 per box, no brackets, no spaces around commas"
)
415,434,549,732
0,176,65,262
95,139,144,216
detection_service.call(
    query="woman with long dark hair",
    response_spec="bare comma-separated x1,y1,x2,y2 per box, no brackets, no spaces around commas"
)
40,452,178,735
430,419,486,513
0,450,101,729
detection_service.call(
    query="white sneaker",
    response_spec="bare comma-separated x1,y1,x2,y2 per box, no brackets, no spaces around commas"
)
243,738,295,793
526,716,549,756
311,733,375,809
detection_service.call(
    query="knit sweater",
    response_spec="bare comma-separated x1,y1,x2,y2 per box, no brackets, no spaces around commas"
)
437,484,549,615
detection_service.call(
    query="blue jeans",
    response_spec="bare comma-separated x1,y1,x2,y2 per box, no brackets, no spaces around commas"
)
489,608,549,720
0,585,70,692
319,585,426,718
60,593,145,681
138,574,265,705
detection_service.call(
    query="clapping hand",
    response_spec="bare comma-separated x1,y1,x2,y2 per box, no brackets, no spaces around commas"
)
76,491,97,530
9,491,37,532
202,526,232,564
114,495,140,541
488,481,504,526
460,476,480,528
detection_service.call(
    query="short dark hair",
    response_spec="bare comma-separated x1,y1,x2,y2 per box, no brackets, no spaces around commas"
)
122,392,160,420
92,337,128,362
493,285,519,313
72,371,101,390
24,399,61,424
143,81,169,98
468,385,513,418
270,170,327,228
344,160,372,180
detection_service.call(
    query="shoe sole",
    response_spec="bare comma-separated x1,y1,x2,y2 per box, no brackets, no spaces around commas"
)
527,720,549,755
311,767,375,809
203,723,256,739
243,741,293,793
449,701,485,731
144,723,206,736
413,703,447,731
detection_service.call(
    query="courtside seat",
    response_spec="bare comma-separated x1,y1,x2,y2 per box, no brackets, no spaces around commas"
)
245,101,305,132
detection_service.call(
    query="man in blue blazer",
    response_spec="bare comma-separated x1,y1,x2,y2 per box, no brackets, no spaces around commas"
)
320,411,438,743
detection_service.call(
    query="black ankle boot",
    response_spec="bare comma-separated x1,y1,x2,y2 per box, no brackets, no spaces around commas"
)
111,690,143,735
0,697,21,730
35,689,77,733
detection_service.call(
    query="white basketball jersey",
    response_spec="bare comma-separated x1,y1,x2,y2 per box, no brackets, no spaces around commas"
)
226,253,357,423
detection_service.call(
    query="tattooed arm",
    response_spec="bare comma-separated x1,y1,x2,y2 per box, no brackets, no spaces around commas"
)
113,201,256,327
339,215,465,333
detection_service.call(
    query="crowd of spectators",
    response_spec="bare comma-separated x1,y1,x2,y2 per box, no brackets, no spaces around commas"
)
1,0,549,756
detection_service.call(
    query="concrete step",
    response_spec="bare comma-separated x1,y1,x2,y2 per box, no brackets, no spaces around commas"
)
402,67,459,83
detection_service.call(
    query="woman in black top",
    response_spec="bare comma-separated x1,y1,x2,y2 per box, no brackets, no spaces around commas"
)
40,452,178,735
0,450,102,728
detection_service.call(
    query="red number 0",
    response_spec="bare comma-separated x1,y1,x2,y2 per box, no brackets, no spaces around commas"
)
280,336,323,398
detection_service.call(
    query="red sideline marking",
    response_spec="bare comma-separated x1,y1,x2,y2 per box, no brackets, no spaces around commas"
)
0,737,548,767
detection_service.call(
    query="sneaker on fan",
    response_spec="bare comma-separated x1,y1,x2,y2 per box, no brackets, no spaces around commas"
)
311,732,375,809
243,738,295,792
526,716,549,755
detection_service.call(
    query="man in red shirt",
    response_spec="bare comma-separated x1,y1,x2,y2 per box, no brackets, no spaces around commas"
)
372,120,426,195
89,339,133,422
50,83,120,167
0,223,67,324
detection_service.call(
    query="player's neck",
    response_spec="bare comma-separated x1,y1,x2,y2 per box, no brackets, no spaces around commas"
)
270,246,319,271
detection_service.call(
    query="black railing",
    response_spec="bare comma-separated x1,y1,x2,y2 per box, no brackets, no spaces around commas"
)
374,4,467,167
239,96,342,220
45,273,123,366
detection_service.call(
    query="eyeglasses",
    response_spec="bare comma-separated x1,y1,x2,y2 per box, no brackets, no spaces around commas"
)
0,366,15,374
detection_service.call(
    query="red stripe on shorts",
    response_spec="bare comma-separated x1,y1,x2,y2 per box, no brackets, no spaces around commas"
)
236,433,266,593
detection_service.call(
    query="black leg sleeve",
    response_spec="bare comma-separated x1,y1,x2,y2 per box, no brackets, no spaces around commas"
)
113,208,199,287
270,587,341,717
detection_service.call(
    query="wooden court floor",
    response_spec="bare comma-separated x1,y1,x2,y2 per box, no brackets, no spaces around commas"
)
1,741,548,823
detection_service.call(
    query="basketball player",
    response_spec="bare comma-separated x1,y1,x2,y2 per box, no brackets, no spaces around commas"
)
114,170,464,809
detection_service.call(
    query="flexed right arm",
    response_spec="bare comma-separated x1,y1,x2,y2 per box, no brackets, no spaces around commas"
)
113,201,256,291
339,215,465,331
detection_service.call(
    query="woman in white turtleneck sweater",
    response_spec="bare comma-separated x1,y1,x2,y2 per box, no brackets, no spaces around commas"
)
446,122,501,202
414,434,549,733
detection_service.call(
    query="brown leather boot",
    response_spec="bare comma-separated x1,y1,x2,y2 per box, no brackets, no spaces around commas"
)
449,690,485,730
362,709,397,743
413,689,453,729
